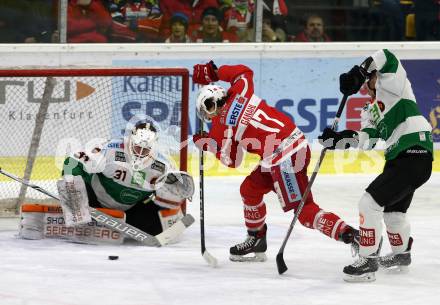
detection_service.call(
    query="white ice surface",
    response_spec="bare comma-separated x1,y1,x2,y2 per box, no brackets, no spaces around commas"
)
1,174,439,305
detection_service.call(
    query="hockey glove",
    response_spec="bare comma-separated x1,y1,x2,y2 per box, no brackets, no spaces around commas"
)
339,65,368,96
154,171,195,209
193,132,219,154
318,127,359,150
192,60,219,85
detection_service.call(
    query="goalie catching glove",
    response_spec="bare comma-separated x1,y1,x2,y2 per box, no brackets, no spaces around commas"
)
153,171,195,209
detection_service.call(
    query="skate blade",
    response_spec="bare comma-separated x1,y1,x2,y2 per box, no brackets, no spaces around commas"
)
229,252,267,262
343,272,376,283
383,265,409,274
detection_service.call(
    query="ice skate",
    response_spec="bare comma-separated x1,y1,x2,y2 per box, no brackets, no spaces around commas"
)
230,224,267,262
379,237,413,273
343,255,379,282
343,238,382,282
339,226,360,257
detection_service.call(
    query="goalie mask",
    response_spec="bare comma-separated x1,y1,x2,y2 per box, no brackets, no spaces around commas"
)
126,122,158,171
196,85,227,123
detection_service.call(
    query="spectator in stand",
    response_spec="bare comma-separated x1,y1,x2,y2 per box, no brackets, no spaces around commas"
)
107,1,137,42
67,0,112,43
219,0,233,11
191,6,238,42
164,12,191,43
120,0,163,42
159,0,220,39
293,14,331,42
241,9,286,42
262,9,286,42
223,0,254,41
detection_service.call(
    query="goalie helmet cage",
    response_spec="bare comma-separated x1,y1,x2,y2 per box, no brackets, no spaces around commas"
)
0,67,189,216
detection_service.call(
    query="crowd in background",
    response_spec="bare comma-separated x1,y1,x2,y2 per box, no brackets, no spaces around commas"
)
0,0,439,43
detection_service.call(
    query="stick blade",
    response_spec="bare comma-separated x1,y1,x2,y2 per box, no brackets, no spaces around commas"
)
203,250,218,268
276,252,288,274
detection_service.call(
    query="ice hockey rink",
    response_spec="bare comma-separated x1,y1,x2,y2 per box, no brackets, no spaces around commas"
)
1,173,439,305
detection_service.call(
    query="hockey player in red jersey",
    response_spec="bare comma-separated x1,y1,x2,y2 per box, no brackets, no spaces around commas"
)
192,61,359,262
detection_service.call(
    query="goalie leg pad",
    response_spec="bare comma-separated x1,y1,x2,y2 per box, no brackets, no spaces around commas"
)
359,192,384,257
19,204,124,245
158,208,184,231
19,207,45,240
57,175,91,226
157,208,184,244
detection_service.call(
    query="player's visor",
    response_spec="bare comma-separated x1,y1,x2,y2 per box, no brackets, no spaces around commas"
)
197,98,217,123
203,98,217,114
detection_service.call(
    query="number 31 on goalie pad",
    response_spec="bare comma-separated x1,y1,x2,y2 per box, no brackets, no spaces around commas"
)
57,175,92,226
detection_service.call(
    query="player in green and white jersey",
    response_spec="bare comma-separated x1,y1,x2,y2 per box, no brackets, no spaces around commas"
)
319,49,433,282
62,121,194,236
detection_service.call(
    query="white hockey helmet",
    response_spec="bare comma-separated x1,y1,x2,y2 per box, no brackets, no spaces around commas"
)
126,122,158,171
196,85,227,122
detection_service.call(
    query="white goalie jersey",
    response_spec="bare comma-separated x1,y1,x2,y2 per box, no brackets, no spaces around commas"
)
62,139,192,211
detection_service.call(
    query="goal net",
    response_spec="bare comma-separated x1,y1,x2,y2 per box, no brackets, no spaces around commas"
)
0,68,189,216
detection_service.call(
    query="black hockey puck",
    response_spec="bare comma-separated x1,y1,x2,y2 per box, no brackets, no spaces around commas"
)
108,255,119,260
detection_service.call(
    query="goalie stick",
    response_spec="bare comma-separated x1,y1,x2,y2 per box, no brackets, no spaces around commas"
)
199,122,218,267
0,168,194,247
276,94,349,275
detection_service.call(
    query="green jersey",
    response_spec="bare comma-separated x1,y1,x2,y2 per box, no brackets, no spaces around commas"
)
62,138,171,211
358,49,433,160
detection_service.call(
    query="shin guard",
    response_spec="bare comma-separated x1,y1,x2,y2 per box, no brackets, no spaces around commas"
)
243,201,267,231
299,202,346,240
359,192,384,257
384,212,411,254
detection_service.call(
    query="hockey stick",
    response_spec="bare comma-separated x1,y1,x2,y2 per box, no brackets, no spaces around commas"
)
199,121,218,267
276,94,349,275
0,168,194,247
